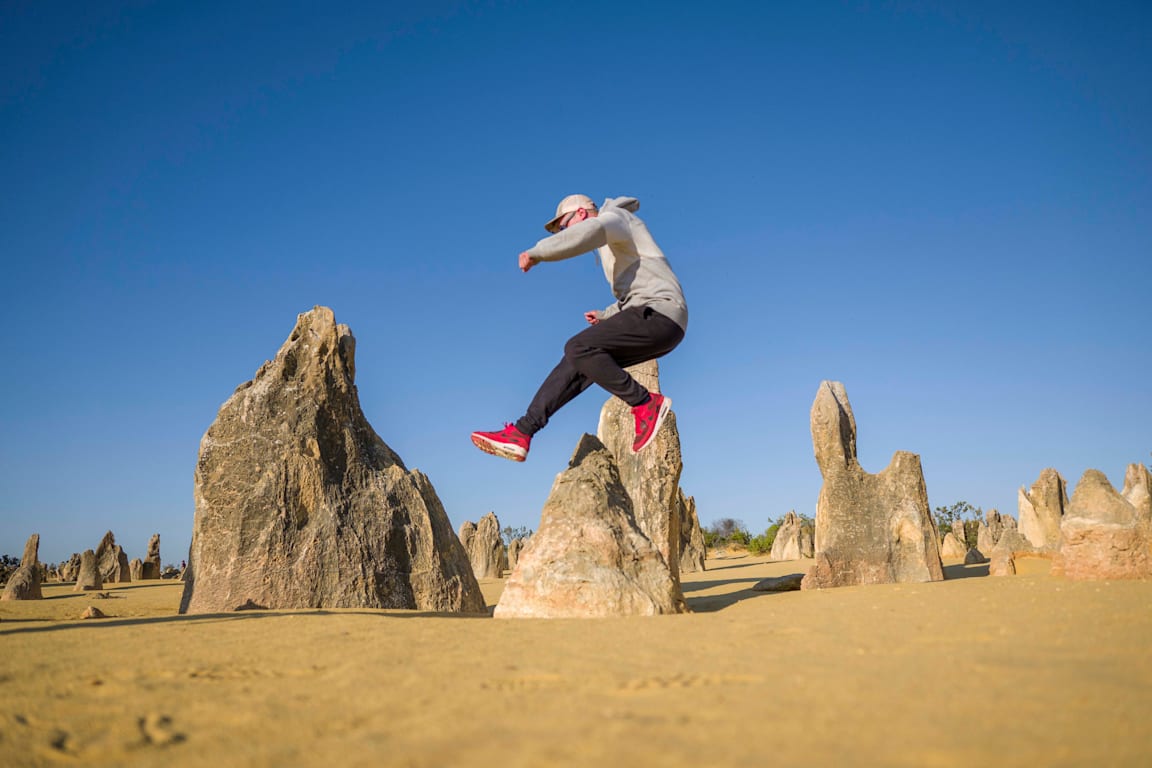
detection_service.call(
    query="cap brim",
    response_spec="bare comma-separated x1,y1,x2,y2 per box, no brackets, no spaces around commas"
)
544,214,566,234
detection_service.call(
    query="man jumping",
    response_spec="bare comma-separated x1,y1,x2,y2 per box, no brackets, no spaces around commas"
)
471,193,688,462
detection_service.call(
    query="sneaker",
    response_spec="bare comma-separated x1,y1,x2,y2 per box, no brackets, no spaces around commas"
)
631,392,672,454
471,423,531,462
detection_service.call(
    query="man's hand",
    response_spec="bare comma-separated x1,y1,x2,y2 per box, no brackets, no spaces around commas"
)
584,310,601,325
519,252,538,272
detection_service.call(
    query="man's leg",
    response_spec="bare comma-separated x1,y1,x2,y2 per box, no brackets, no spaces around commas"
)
517,306,683,436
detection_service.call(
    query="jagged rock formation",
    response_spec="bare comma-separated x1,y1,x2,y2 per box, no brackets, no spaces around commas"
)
508,538,524,570
1018,469,1067,550
141,533,161,580
73,550,103,591
495,435,687,618
1052,464,1152,580
95,531,131,584
770,511,814,561
976,509,1014,553
1,534,43,601
677,490,706,573
596,360,684,590
802,381,944,589
180,306,485,614
466,512,508,579
129,558,143,581
59,553,81,583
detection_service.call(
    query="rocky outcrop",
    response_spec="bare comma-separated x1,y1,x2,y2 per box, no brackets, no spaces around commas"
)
141,534,161,580
770,511,814,561
458,521,476,555
1018,469,1067,550
95,531,131,584
180,307,485,614
467,512,507,579
59,553,81,583
596,360,684,589
73,550,103,591
988,528,1042,577
976,509,1013,553
940,532,967,559
508,538,524,570
802,381,944,590
1,534,43,601
677,490,706,573
495,435,686,618
1051,464,1152,580
129,558,143,581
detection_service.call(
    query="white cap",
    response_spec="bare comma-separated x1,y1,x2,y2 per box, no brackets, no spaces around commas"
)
544,193,597,233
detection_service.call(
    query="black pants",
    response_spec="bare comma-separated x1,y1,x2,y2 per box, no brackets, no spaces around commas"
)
516,306,685,437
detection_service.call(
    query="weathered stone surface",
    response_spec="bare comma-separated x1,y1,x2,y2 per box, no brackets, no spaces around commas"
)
495,434,686,618
770,511,815,561
59,553,81,583
467,512,508,579
596,360,684,590
752,573,805,592
95,531,131,584
458,521,476,554
677,489,706,573
964,547,987,565
508,538,524,570
1,534,43,601
129,558,143,581
81,606,107,620
802,382,944,589
1018,469,1067,550
976,508,1012,553
940,532,967,559
1051,464,1152,580
988,528,1041,577
180,306,485,614
74,550,103,591
141,533,161,580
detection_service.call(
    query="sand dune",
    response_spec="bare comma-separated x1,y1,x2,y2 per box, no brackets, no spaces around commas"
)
2,555,1149,767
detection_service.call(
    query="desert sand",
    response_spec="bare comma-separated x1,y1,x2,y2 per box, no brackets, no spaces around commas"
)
2,554,1150,767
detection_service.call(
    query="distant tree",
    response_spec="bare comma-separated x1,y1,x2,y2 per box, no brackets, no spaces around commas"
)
500,525,533,546
933,501,983,549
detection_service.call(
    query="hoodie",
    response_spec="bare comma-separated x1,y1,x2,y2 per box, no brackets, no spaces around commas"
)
523,196,688,331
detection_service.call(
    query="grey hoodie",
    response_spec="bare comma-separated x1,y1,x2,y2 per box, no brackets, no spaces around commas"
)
524,196,688,331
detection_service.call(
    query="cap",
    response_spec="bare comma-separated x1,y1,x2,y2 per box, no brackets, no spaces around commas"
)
544,193,597,233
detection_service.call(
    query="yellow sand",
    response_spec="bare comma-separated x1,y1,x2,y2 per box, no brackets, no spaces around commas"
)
2,555,1150,767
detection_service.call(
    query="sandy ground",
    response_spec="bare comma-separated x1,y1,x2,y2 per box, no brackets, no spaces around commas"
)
2,555,1150,767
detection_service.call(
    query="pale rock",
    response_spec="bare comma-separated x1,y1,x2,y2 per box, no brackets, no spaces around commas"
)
770,511,815,561
95,531,131,583
677,489,706,573
940,532,967,559
468,512,508,579
180,306,485,614
495,434,686,618
802,382,944,589
596,360,684,590
1018,469,1067,550
129,558,143,581
73,550,103,591
1,534,43,601
1052,464,1152,580
508,538,524,570
142,533,161,580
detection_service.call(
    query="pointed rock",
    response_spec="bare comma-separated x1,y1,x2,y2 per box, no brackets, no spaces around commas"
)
677,489,706,573
73,550,103,591
1,534,43,601
940,532,967,559
495,434,686,618
467,512,508,579
141,533,161,580
95,531,131,584
976,508,1011,553
508,538,524,570
1018,468,1067,550
802,381,944,589
596,360,685,591
129,558,143,581
770,511,815,561
1052,464,1152,580
180,307,485,614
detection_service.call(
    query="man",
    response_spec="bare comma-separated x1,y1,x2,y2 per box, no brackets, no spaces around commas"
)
471,193,688,462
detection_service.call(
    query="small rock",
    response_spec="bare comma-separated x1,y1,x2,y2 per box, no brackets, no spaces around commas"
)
81,606,106,619
752,573,805,592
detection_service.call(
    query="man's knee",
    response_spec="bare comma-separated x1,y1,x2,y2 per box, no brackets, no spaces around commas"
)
563,335,592,362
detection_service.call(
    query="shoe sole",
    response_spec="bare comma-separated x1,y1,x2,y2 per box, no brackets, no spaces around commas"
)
631,395,672,454
471,433,527,462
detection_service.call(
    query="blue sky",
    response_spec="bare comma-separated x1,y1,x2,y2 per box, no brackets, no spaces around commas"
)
2,1,1149,564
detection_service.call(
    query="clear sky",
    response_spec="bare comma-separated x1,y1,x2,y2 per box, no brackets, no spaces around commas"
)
2,1,1149,565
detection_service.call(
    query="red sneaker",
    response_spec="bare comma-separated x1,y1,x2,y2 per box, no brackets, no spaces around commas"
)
631,393,672,454
471,423,531,462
